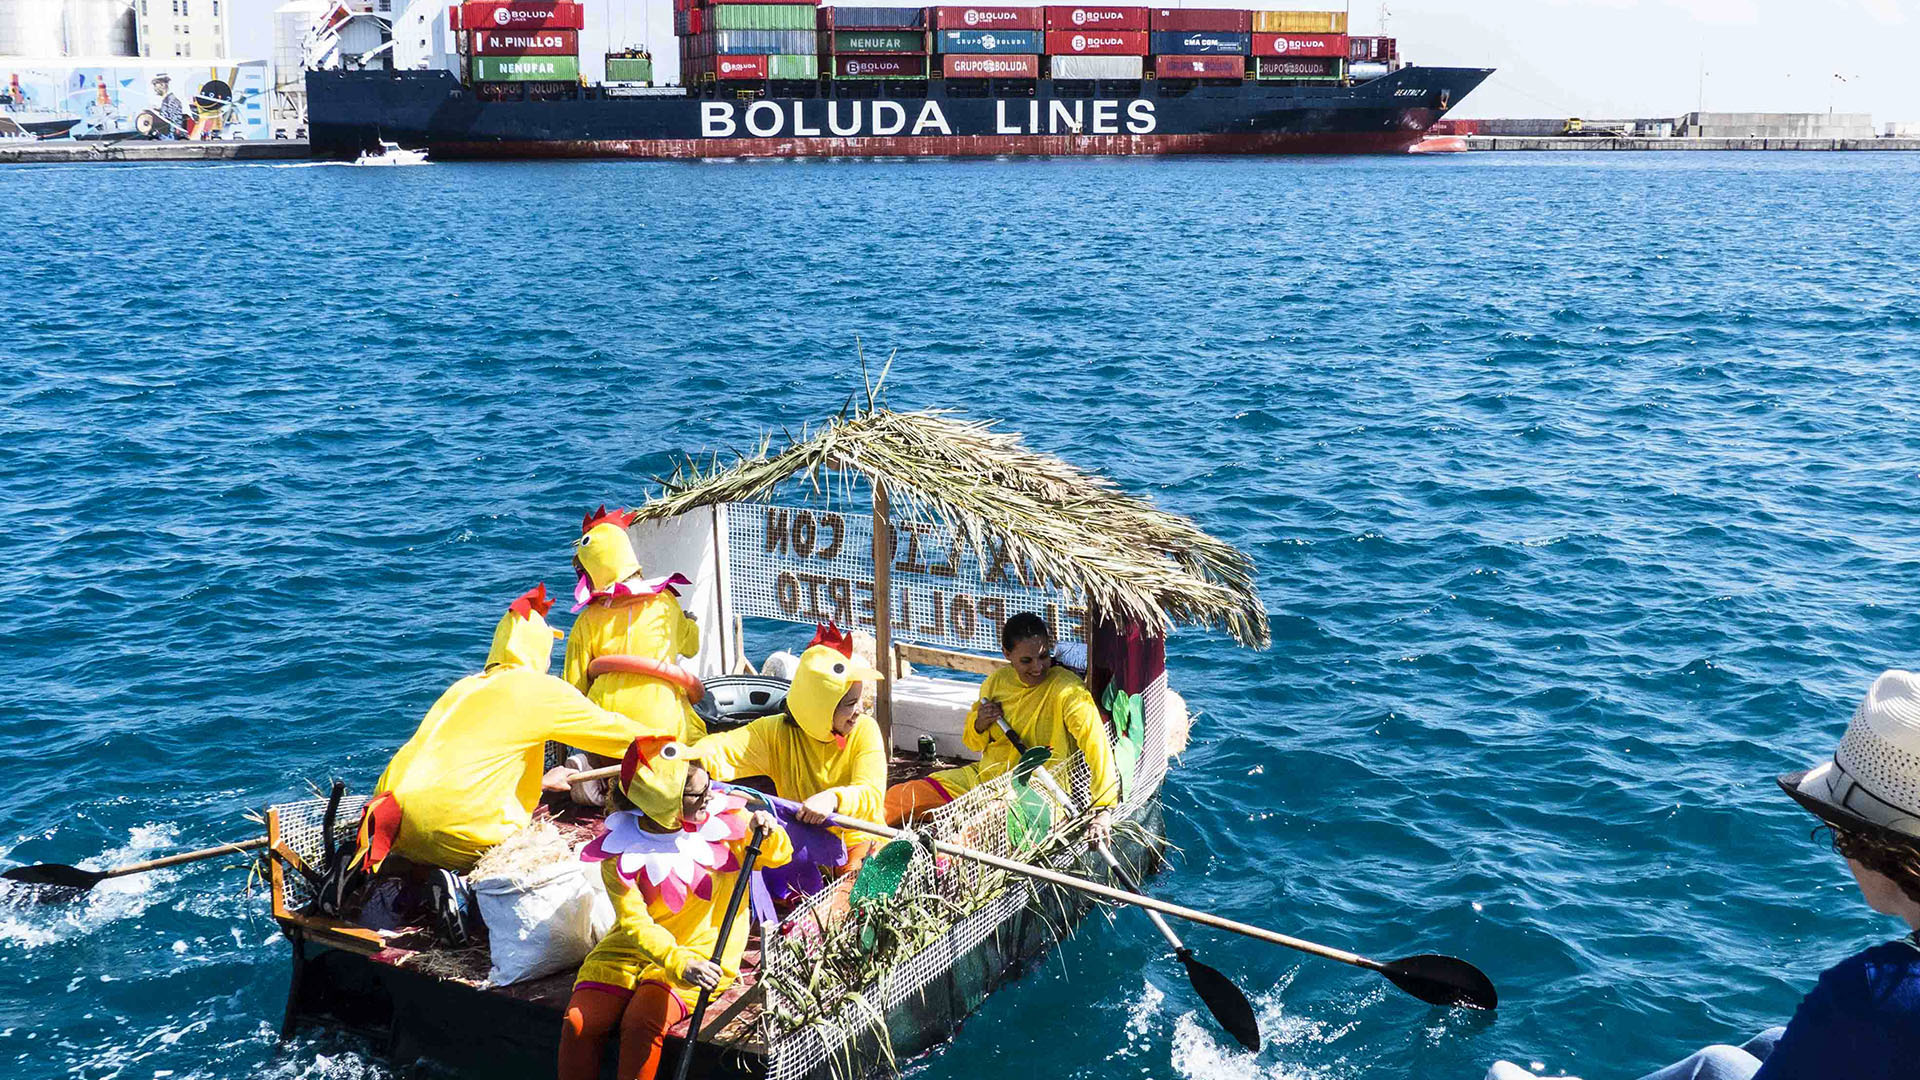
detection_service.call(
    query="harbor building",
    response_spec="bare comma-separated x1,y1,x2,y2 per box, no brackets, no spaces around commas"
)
135,0,229,59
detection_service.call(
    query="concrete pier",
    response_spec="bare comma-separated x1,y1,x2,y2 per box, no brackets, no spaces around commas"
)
1464,135,1920,152
0,139,312,164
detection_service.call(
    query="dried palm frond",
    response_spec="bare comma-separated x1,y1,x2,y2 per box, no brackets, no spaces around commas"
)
634,408,1269,649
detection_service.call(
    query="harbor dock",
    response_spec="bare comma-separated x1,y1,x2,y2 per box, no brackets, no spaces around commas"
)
0,139,311,164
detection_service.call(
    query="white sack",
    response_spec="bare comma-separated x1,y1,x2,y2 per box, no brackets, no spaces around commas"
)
472,860,613,987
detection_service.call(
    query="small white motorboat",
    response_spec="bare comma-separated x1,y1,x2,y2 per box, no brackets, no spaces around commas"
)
353,139,428,166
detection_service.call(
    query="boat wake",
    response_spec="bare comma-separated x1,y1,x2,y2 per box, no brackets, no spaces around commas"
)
0,823,180,948
1107,969,1374,1080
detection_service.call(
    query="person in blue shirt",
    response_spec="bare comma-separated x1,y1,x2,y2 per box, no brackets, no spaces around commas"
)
1489,669,1920,1080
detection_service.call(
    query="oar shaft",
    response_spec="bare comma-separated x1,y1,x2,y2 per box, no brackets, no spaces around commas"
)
671,823,767,1080
107,836,268,878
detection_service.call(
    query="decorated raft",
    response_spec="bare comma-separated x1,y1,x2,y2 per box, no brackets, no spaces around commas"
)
261,407,1270,1079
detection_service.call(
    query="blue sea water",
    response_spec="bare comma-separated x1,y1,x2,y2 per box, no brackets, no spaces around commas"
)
2,151,1919,1080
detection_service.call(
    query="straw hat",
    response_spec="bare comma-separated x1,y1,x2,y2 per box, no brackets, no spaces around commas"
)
1778,670,1920,844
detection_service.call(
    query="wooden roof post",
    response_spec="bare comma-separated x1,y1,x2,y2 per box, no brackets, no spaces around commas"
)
872,479,894,753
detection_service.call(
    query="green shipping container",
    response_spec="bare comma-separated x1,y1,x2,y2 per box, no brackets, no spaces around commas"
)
832,29,925,52
709,4,816,30
767,53,819,78
472,55,580,82
605,58,654,81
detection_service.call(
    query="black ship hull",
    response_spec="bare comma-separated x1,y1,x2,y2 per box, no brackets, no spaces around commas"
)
307,65,1491,159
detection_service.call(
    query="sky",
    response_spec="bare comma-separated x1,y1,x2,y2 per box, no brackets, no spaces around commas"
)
225,0,1920,123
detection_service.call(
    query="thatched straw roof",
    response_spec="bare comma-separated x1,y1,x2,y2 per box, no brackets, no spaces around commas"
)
636,408,1269,649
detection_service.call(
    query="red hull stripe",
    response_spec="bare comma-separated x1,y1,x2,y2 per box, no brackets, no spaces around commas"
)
430,130,1424,158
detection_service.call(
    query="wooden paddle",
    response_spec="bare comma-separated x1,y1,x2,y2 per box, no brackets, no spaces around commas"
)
3,836,268,893
989,714,1262,1050
566,767,1499,1010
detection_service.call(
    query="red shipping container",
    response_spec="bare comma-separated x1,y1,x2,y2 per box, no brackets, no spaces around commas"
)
1044,6,1147,31
1255,56,1340,76
471,28,577,53
942,52,1040,76
1152,53,1240,77
935,5,1043,29
1252,32,1347,57
1347,34,1396,62
459,1,584,30
1148,8,1248,32
1044,29,1147,53
834,53,929,76
713,54,769,78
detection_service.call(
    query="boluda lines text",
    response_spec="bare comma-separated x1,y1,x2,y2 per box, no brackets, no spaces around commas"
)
700,98,1158,138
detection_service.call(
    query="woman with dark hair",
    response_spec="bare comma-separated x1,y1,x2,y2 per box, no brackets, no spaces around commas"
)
1488,670,1920,1080
883,613,1119,843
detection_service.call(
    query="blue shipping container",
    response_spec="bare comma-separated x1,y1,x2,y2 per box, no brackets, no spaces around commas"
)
936,29,1041,53
711,29,817,54
830,6,928,29
1148,30,1250,55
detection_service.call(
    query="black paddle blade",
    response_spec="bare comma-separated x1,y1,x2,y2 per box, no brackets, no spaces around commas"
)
1180,951,1261,1052
3,863,105,891
1379,954,1498,1011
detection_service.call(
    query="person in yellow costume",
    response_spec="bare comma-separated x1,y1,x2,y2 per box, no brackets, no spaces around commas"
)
695,624,887,873
562,506,705,742
561,736,791,1080
884,612,1119,844
354,584,641,878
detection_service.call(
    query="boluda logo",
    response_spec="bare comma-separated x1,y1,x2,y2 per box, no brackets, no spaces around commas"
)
1071,33,1085,49
720,58,754,73
980,32,997,48
493,7,511,24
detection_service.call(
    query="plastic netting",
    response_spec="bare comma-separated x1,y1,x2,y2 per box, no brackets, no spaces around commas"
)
762,671,1170,1080
271,793,369,912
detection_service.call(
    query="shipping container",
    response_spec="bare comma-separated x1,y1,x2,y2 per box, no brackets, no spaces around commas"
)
1043,6,1148,31
1346,34,1396,62
833,29,928,51
1047,53,1142,77
1249,9,1346,33
712,54,769,78
471,27,577,54
704,0,817,4
1152,53,1241,78
706,3,817,30
1250,32,1346,57
823,6,929,29
699,29,816,54
605,56,654,81
1148,30,1247,54
833,52,929,76
1254,55,1343,78
936,28,1041,52
673,9,703,34
471,54,581,80
941,52,1040,76
1148,8,1248,32
768,52,819,77
1044,29,1148,54
456,1,584,31
934,5,1043,30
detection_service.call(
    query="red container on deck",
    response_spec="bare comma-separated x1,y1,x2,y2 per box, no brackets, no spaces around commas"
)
1255,56,1340,76
457,1,584,30
1044,29,1147,53
1347,34,1397,62
1148,8,1248,32
1152,53,1241,78
942,52,1041,76
935,5,1044,29
470,27,577,53
713,54,769,78
834,53,929,76
1044,6,1147,31
1251,32,1348,57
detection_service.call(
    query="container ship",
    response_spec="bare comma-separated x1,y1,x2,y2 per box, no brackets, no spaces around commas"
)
307,1,1491,159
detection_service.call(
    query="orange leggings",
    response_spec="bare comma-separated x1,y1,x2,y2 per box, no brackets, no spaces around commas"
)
883,779,953,826
558,981,689,1080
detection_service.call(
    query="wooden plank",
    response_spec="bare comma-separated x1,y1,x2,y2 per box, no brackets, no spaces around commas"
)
897,642,1002,677
872,481,894,750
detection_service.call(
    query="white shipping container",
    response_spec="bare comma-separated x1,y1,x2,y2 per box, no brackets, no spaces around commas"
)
1048,54,1142,78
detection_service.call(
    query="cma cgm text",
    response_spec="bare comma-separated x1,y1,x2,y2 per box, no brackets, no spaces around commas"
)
699,99,1159,137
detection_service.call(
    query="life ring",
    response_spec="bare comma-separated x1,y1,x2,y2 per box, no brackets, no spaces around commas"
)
586,655,705,704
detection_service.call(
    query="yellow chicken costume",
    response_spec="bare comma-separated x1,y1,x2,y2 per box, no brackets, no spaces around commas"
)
887,663,1119,823
357,585,640,873
562,506,705,742
696,625,887,856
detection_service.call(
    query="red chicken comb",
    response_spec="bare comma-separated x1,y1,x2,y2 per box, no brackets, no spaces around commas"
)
619,735,682,788
808,623,855,658
507,583,553,620
581,505,638,534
